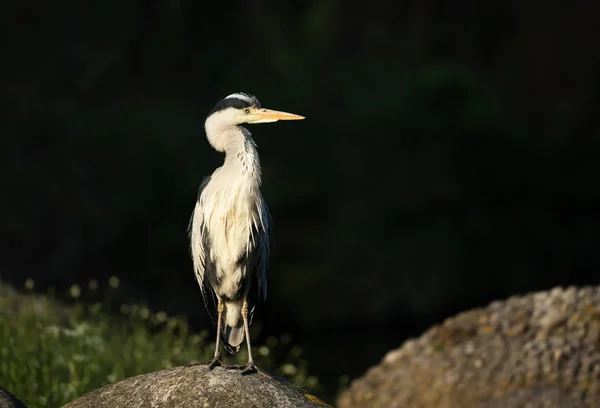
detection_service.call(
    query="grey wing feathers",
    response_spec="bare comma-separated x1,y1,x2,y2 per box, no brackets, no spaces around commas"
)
255,203,272,301
245,201,272,323
188,176,218,321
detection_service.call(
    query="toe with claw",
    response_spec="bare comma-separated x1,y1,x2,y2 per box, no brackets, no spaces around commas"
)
208,358,223,370
241,362,257,375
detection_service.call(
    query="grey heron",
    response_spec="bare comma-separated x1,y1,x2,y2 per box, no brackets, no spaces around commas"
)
189,92,304,374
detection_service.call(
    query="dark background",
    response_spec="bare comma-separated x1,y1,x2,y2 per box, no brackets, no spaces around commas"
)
1,0,600,400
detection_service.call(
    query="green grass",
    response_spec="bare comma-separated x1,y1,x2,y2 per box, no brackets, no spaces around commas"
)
0,279,320,408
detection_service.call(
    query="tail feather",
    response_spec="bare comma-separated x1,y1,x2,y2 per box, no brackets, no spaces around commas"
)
222,324,244,354
221,301,244,354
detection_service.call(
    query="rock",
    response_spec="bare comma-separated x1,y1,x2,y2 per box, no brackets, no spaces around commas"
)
64,364,331,408
337,285,600,408
0,386,28,408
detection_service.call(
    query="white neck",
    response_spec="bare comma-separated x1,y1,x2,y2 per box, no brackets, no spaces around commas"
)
205,113,262,185
205,110,243,153
224,128,262,184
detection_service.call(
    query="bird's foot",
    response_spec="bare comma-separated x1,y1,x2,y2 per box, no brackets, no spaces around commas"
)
224,361,271,378
241,362,257,376
224,363,245,370
185,357,222,369
208,358,223,370
255,367,272,379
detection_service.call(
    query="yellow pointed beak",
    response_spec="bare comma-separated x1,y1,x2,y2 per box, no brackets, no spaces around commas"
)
247,108,305,124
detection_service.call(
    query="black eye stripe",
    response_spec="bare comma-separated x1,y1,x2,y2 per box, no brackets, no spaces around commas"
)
207,93,262,116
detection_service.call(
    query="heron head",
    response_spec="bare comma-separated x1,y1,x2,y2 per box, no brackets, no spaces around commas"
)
206,93,305,126
204,93,304,152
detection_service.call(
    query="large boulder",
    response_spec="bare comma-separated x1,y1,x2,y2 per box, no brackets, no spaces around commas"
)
0,386,28,408
338,286,600,408
64,364,331,408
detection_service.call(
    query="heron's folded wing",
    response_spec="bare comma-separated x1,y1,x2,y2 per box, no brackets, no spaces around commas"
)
245,199,272,325
189,176,218,323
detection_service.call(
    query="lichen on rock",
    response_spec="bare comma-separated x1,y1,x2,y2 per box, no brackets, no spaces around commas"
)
0,386,28,408
337,286,600,408
64,364,331,408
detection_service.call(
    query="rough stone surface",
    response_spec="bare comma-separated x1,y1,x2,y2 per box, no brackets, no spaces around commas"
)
64,364,331,408
337,286,600,408
0,386,28,408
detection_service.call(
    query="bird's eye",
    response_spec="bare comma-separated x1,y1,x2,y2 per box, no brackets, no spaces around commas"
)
243,108,250,114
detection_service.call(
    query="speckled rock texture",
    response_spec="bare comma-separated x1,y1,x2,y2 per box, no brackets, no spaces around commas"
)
338,286,600,408
0,386,28,408
63,364,331,408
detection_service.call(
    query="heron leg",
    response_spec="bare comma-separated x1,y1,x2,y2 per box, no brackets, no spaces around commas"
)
240,297,257,375
208,297,224,369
